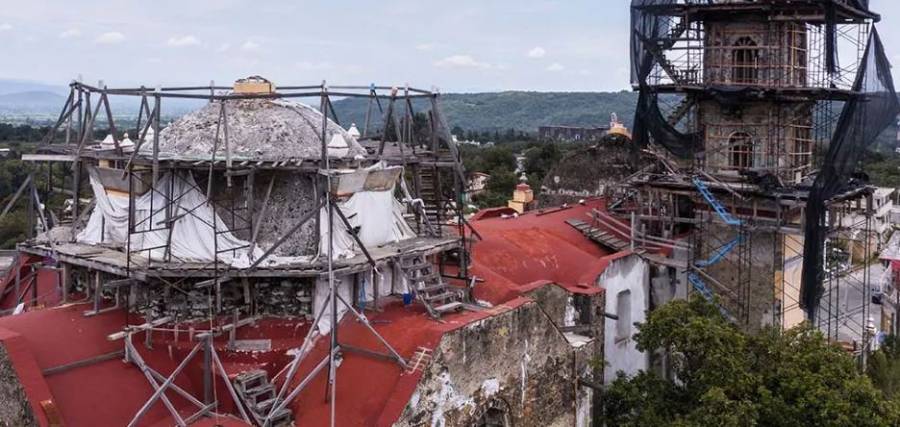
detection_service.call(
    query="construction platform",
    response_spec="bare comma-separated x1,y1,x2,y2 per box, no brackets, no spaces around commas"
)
19,236,460,281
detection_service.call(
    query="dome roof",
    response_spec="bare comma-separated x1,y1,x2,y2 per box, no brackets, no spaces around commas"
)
151,98,366,161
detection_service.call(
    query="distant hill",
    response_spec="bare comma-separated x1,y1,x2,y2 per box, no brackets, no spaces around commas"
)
331,91,638,133
0,79,68,96
0,79,640,132
0,91,67,112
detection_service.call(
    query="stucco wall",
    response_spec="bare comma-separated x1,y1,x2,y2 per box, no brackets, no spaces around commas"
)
600,255,649,383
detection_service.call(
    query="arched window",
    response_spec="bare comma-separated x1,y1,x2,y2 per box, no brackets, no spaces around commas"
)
728,132,753,170
732,37,760,84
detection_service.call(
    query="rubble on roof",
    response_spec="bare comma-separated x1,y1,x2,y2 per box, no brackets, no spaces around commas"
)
152,99,367,161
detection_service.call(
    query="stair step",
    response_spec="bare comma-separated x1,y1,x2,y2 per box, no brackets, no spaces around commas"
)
233,369,268,393
418,283,447,294
245,384,276,403
254,397,277,414
434,301,463,313
412,272,440,284
401,262,432,271
269,408,294,427
425,291,457,302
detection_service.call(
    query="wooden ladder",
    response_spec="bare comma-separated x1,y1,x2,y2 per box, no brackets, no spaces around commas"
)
399,254,464,319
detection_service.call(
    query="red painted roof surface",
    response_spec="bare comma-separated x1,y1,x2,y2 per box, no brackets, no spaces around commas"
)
468,198,615,303
0,304,198,426
0,199,624,427
0,255,71,313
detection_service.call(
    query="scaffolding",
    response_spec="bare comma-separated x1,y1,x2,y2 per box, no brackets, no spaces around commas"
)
21,80,474,426
629,0,887,354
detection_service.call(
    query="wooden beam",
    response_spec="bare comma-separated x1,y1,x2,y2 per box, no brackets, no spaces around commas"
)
21,154,77,162
43,350,124,376
0,175,32,223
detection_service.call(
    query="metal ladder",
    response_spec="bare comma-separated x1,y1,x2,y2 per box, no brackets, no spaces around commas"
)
692,177,742,226
689,176,744,322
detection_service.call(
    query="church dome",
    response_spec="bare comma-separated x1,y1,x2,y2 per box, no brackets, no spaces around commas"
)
151,98,366,161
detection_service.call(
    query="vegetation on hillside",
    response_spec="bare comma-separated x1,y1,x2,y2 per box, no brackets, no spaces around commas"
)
331,91,637,133
0,124,67,248
602,298,900,426
459,140,578,209
864,151,900,188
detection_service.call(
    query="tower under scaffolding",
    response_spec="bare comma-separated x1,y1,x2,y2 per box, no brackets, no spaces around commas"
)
15,77,477,426
625,0,899,354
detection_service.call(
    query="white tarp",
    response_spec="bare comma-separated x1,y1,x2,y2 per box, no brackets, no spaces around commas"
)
313,164,417,333
318,173,416,260
313,262,410,334
77,168,261,267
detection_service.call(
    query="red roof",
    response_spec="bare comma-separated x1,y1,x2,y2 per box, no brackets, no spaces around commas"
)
0,254,64,312
0,304,198,427
468,198,617,302
0,199,626,426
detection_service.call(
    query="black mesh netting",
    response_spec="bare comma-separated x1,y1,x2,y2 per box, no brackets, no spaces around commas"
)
801,28,899,317
631,1,895,319
630,0,699,158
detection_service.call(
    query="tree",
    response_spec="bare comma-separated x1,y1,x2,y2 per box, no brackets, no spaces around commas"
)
602,298,900,427
523,143,562,186
868,335,900,399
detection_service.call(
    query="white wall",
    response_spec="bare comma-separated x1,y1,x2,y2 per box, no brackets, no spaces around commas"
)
599,254,650,383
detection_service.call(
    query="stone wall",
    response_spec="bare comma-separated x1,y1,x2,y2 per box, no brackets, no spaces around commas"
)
206,171,319,257
700,100,813,182
131,278,314,322
395,296,598,427
0,342,37,427
700,19,814,183
701,223,778,331
704,21,807,87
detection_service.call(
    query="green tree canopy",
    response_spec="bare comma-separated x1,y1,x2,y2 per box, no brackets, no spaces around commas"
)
523,143,562,186
602,298,900,427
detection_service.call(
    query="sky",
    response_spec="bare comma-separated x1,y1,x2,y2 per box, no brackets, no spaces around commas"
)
1,0,900,93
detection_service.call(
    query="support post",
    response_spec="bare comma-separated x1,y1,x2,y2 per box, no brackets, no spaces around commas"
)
203,335,213,404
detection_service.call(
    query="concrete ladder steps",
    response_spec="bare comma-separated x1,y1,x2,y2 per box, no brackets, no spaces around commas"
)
233,369,294,426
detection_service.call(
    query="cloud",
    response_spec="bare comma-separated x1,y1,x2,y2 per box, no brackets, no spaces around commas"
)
95,32,125,44
59,28,81,39
527,46,546,58
216,43,231,53
240,40,260,51
434,54,493,69
416,43,435,51
0,23,12,32
546,62,565,72
167,35,201,47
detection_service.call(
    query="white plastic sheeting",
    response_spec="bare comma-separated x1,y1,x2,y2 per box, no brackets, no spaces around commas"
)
313,165,416,333
313,262,410,334
77,168,261,267
318,179,416,260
